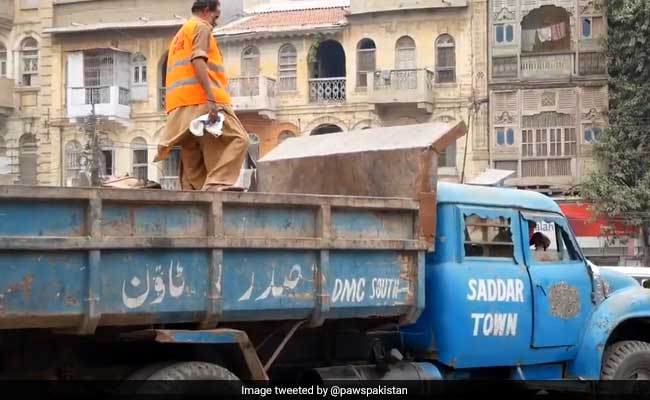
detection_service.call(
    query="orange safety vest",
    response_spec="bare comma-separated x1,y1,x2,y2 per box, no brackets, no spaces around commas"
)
165,18,231,114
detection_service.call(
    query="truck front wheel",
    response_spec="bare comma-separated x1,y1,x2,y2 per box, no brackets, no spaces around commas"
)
602,341,650,380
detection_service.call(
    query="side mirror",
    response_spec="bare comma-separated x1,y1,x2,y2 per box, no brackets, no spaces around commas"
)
642,279,650,289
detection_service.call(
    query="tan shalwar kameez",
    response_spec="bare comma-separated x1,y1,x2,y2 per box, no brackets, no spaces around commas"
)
154,16,250,191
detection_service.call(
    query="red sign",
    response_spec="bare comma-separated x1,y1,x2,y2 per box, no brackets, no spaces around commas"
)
559,201,636,237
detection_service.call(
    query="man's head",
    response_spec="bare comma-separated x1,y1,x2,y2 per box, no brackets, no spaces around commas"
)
192,0,221,27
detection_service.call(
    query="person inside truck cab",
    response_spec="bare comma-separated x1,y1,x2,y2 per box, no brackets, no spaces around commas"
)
154,0,250,192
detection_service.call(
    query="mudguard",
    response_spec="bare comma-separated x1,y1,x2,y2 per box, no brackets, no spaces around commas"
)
567,286,650,379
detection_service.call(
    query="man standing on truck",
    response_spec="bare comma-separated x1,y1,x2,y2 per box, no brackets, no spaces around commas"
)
154,0,250,192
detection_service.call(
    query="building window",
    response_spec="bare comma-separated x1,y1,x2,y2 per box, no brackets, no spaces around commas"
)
241,46,260,77
495,24,515,45
65,140,82,184
18,133,37,184
0,44,7,78
584,126,603,143
521,112,576,177
356,39,376,89
131,137,148,181
101,149,114,177
435,34,456,84
83,50,130,105
496,128,515,146
278,130,295,143
160,147,181,190
132,53,147,85
439,140,457,167
20,37,39,87
278,44,297,92
395,36,416,70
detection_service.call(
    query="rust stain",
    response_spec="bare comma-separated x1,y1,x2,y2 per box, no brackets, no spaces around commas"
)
7,274,34,296
65,296,78,306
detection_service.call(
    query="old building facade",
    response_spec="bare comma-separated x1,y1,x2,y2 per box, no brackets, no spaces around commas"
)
488,0,608,193
217,0,491,182
0,0,52,185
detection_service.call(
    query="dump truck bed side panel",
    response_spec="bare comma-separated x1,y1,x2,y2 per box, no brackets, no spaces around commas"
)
0,186,426,332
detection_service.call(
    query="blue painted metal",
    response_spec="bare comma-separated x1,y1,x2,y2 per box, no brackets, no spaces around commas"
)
518,212,594,349
156,330,241,344
0,188,423,331
567,279,650,379
437,182,562,214
511,363,564,380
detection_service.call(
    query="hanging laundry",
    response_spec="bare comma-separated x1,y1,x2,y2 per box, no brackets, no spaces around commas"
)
521,29,537,51
537,26,553,42
550,22,567,41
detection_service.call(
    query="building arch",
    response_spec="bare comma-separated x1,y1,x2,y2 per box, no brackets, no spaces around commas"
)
352,118,381,131
521,5,572,54
303,116,348,135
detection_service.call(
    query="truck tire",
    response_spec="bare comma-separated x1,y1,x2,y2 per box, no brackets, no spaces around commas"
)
602,341,650,380
125,361,242,395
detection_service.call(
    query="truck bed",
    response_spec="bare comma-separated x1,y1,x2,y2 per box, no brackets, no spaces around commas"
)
0,186,426,333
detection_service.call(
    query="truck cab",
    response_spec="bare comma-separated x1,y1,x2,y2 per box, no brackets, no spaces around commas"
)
402,182,650,381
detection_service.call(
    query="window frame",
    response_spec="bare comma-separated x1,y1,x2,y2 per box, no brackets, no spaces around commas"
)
20,37,39,87
458,205,522,264
132,53,147,86
435,34,456,84
356,38,377,89
0,43,7,78
278,44,297,92
494,23,515,45
131,137,148,181
520,211,584,266
395,36,416,70
241,46,260,77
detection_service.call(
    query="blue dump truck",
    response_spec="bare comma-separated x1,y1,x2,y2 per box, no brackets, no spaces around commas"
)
0,122,649,393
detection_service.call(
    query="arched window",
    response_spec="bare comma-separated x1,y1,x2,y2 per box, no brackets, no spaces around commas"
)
0,43,7,78
241,46,260,77
132,53,147,85
311,124,343,136
278,130,295,143
20,37,39,87
356,39,376,89
278,44,297,91
18,133,37,184
131,137,148,181
395,36,416,70
65,140,82,184
435,34,456,84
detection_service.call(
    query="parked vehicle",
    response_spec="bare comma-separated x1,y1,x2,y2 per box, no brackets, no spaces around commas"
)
0,123,649,393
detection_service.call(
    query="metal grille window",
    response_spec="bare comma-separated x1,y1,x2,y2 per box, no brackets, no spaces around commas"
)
356,39,376,89
278,44,297,92
395,36,416,70
435,34,455,84
131,137,148,181
0,44,6,78
241,46,260,77
20,37,38,87
132,53,147,85
521,113,576,177
65,140,82,184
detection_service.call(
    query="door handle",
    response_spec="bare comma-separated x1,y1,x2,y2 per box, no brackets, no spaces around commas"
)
537,284,547,296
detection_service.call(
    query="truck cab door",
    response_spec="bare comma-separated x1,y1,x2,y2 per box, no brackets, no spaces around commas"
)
520,212,594,348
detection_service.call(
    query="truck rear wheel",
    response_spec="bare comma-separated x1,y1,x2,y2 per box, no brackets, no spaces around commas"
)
125,361,242,395
602,341,650,380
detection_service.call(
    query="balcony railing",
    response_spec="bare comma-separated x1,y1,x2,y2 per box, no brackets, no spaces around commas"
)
228,76,277,112
67,85,131,119
0,78,14,110
579,52,607,76
309,77,346,104
521,52,574,79
368,69,435,105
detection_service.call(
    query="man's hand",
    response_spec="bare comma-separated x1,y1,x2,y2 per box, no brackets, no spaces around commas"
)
207,101,223,124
